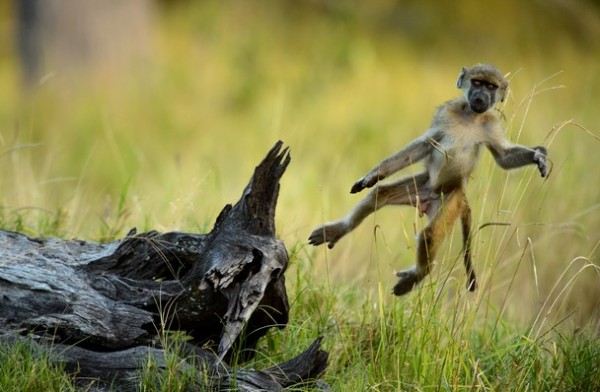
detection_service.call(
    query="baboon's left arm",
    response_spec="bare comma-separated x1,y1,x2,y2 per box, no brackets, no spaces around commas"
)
487,140,548,177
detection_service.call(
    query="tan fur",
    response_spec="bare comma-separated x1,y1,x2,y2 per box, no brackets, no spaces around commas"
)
309,65,548,295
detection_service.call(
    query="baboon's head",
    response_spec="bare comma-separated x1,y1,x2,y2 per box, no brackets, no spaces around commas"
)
456,64,509,113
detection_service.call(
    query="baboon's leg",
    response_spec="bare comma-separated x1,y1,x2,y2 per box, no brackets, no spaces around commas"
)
308,172,430,249
460,194,477,291
393,189,464,296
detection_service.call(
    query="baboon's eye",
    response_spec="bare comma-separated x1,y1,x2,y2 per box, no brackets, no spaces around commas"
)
471,80,482,87
486,83,498,90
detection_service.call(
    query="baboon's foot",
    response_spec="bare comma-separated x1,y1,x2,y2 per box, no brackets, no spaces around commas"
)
308,222,349,249
466,274,477,292
393,269,422,296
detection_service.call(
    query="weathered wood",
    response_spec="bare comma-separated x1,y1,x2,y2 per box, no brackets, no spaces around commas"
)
0,141,328,389
0,334,328,391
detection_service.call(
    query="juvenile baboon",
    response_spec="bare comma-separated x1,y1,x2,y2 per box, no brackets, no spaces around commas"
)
309,64,548,296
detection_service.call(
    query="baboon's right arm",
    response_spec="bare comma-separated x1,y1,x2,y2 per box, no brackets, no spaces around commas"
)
350,134,434,193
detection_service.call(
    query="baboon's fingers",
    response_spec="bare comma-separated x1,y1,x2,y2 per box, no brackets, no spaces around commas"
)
533,148,548,177
308,222,348,248
308,229,326,246
308,226,338,248
538,158,548,177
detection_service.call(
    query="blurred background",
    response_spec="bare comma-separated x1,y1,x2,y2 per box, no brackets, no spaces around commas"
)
0,0,599,330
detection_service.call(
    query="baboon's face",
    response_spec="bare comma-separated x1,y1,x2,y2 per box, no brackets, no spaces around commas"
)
456,65,508,114
466,78,499,113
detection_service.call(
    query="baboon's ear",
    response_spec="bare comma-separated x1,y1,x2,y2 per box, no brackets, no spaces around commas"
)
498,86,507,103
456,67,468,88
499,80,509,102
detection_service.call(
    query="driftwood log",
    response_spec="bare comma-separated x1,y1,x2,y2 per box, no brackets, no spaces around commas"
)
0,141,328,390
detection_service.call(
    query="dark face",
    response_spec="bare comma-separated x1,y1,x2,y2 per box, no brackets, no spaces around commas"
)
467,79,499,113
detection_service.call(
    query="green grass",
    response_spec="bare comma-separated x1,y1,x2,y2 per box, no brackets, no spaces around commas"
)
0,338,76,392
1,1,599,390
250,247,600,391
2,259,599,391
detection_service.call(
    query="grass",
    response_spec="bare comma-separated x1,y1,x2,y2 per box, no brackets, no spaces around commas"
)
0,338,76,392
1,1,600,390
2,258,599,391
256,246,600,391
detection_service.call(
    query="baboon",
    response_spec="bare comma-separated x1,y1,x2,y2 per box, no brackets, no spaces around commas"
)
308,64,548,296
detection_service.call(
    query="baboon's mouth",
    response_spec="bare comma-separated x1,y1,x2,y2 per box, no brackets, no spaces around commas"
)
469,102,488,113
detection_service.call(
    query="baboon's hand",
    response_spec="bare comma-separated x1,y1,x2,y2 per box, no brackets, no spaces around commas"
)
350,174,379,194
533,146,548,177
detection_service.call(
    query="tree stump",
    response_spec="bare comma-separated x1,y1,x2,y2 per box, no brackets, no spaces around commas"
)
0,141,328,390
